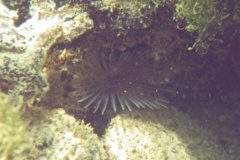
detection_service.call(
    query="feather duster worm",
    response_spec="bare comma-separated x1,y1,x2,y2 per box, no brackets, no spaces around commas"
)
71,45,172,114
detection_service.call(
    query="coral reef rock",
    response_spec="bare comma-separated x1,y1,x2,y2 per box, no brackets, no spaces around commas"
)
0,1,93,104
21,108,109,160
103,108,230,160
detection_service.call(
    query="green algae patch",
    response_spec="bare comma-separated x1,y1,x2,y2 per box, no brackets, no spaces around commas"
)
0,93,26,160
174,0,230,54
